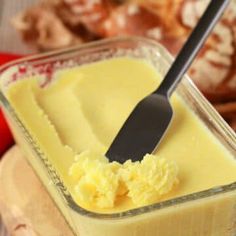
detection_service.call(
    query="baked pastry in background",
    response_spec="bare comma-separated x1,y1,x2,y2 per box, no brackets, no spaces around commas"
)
12,0,236,130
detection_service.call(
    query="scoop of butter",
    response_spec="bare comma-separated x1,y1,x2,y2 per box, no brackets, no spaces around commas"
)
69,151,179,209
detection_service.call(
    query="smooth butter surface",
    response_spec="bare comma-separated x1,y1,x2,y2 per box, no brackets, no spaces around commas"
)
6,57,236,213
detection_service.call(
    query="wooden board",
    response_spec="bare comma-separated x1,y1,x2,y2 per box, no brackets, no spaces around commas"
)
0,146,74,236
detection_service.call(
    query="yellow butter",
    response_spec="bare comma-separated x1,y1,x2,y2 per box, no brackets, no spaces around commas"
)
69,151,178,208
6,57,236,213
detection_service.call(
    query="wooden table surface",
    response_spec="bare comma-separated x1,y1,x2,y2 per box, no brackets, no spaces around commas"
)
0,146,73,236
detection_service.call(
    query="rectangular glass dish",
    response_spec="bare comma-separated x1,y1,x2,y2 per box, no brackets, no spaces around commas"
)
0,37,236,236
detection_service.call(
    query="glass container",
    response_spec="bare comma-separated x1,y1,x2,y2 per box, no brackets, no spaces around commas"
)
0,37,236,236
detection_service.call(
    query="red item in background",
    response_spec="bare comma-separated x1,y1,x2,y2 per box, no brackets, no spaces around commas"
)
0,53,22,156
0,53,21,65
0,109,14,155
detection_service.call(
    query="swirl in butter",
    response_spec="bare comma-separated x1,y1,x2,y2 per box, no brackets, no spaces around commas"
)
69,151,178,208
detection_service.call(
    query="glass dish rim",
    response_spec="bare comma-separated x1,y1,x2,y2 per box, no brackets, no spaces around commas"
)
0,36,236,220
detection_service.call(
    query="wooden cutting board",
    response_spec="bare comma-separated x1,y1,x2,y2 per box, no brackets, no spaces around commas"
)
0,146,74,236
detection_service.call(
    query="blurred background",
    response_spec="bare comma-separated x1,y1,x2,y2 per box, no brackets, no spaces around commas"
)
0,1,235,145
0,0,38,54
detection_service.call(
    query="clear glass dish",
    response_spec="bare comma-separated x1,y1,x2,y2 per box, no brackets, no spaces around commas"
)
0,37,236,236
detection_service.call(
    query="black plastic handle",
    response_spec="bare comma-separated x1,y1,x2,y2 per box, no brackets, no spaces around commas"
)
155,0,230,97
